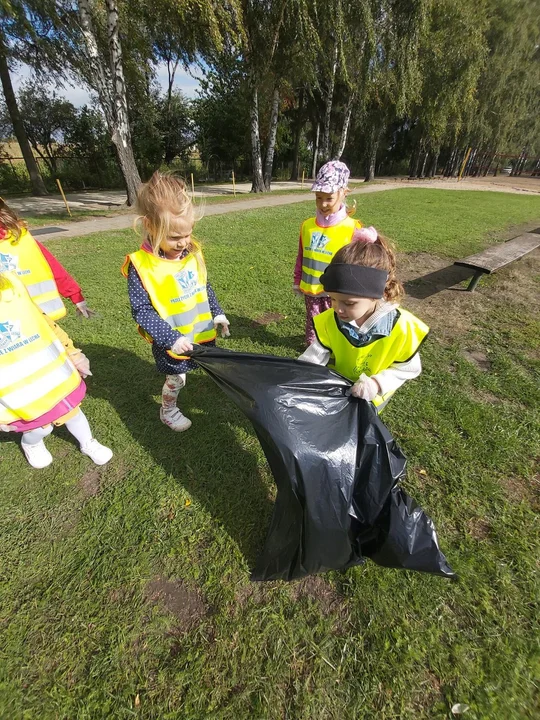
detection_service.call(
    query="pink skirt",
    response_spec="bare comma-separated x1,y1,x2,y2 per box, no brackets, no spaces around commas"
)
7,381,87,432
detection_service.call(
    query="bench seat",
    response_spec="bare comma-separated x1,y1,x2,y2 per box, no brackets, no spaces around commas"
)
454,232,540,291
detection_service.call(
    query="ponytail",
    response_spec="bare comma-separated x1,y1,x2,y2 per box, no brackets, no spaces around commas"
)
334,229,404,303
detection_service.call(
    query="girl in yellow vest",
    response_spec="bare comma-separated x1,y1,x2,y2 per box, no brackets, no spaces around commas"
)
0,272,113,468
123,172,230,432
293,161,362,345
298,227,429,411
0,199,95,319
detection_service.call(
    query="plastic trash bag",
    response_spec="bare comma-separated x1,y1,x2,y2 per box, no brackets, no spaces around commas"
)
191,345,455,581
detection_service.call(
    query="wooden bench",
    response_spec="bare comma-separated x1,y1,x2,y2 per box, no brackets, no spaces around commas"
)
454,231,540,291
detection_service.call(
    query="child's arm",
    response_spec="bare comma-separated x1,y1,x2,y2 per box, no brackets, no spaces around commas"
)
293,234,303,288
36,240,95,319
127,264,182,348
42,313,92,377
298,340,331,366
369,354,422,396
207,281,230,337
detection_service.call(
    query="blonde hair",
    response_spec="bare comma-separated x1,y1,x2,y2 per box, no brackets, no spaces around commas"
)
135,170,207,278
333,232,404,303
0,198,26,243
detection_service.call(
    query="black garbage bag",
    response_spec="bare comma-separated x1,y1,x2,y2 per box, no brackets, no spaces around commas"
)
190,345,454,581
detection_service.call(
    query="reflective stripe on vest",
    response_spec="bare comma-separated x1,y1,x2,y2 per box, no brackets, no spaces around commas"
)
298,216,360,296
0,228,66,320
122,247,217,346
0,272,81,424
313,307,429,407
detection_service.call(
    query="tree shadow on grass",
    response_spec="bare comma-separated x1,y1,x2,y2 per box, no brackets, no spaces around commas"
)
226,313,305,354
82,343,275,567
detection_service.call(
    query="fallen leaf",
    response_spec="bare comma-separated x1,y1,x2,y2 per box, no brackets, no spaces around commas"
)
134,693,140,708
451,703,470,715
184,499,192,507
419,469,428,476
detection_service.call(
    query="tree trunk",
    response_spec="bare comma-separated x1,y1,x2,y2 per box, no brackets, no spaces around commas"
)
335,93,354,160
429,151,439,177
419,152,428,178
320,39,338,163
78,0,141,205
263,86,280,190
409,146,421,178
0,39,48,196
105,0,141,204
290,87,305,181
249,80,265,193
164,51,180,164
364,126,379,182
311,122,320,179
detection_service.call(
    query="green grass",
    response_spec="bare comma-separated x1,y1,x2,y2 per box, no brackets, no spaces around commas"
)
1,189,539,719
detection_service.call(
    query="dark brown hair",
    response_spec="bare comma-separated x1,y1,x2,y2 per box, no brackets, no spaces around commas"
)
333,233,404,302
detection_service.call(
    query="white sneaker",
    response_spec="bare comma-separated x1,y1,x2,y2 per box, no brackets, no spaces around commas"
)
21,440,53,469
160,407,192,432
81,439,113,465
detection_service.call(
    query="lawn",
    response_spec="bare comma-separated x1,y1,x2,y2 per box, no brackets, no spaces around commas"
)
1,189,539,719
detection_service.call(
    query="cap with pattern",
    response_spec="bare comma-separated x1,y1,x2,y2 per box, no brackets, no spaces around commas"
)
311,161,350,193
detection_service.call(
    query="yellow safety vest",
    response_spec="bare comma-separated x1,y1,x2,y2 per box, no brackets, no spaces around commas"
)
0,228,66,320
0,272,81,425
313,307,429,408
299,216,361,296
122,247,216,355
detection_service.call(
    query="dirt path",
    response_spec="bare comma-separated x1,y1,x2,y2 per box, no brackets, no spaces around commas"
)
27,175,540,242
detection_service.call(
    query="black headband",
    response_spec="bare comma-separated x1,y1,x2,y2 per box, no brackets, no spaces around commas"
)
320,263,388,298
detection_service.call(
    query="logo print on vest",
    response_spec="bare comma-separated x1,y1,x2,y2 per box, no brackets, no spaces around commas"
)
0,320,21,350
0,252,18,273
309,232,330,251
175,268,198,292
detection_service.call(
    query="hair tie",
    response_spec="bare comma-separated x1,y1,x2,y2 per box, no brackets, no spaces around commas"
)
352,226,378,244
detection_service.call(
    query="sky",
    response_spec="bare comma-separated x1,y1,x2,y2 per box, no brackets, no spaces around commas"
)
12,61,203,107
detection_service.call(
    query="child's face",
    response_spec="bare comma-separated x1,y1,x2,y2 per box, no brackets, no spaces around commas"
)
315,191,343,216
329,292,377,324
159,218,194,258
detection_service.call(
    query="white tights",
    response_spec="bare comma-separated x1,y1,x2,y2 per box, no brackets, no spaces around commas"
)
22,409,93,447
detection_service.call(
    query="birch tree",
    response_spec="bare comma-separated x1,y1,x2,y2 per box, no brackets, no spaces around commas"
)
76,0,141,204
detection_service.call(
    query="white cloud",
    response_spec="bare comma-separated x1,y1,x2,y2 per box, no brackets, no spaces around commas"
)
11,61,202,108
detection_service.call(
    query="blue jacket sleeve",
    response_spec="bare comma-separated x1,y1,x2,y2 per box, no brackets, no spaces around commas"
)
207,281,224,318
127,264,181,348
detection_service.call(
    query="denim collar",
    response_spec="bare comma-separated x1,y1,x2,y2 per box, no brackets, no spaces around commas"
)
337,303,398,347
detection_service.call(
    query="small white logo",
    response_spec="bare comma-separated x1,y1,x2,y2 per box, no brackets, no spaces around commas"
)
310,232,330,251
0,320,22,350
0,252,18,273
175,269,198,292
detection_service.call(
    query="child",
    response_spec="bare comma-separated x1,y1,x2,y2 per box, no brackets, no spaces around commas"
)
0,272,112,468
298,227,429,411
0,198,95,319
123,171,230,432
293,161,362,345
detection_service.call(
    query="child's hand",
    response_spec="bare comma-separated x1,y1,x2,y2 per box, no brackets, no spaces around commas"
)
350,374,379,401
76,301,97,319
0,424,15,432
70,351,93,378
292,284,303,297
171,336,193,355
213,314,231,338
